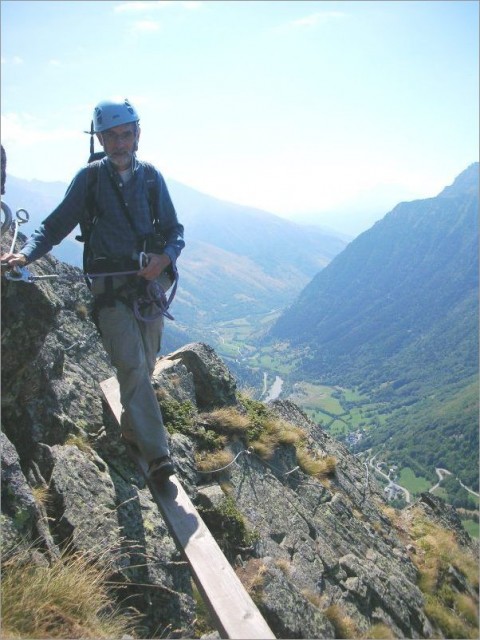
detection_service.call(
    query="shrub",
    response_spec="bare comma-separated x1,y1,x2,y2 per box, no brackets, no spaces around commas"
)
235,559,267,606
275,558,292,576
155,394,196,436
238,395,310,461
411,515,479,591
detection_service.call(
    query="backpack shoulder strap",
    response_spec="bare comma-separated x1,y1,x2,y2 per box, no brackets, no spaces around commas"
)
75,160,102,243
85,160,101,221
141,162,160,229
74,161,102,284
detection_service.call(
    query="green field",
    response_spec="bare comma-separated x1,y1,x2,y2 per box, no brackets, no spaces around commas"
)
462,519,479,538
289,382,388,439
290,383,346,416
398,467,432,495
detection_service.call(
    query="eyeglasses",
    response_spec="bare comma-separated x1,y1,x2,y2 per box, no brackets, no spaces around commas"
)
102,130,135,143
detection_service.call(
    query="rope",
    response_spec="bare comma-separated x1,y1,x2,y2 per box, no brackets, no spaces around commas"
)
133,276,177,323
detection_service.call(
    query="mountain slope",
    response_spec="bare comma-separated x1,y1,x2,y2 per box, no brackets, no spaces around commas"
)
267,163,479,487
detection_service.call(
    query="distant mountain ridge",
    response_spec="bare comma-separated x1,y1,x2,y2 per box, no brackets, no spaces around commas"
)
267,162,479,488
269,163,478,372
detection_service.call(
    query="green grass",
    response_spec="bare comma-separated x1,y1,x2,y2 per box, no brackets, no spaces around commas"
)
462,519,479,538
398,467,432,495
304,409,334,425
328,420,350,438
290,383,346,415
432,486,449,501
338,387,368,402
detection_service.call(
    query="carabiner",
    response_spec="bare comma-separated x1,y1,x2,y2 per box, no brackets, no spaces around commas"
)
15,208,29,224
138,251,150,269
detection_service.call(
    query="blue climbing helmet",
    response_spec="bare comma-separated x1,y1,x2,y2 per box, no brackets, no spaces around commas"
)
86,98,140,162
93,98,139,133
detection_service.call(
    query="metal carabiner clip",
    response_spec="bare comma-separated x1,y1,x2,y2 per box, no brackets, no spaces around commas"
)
138,251,150,269
15,208,29,225
7,208,30,254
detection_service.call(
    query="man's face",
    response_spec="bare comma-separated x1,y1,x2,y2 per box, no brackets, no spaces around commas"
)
97,122,140,171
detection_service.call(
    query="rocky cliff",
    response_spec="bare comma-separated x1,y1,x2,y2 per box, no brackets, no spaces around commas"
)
1,232,478,639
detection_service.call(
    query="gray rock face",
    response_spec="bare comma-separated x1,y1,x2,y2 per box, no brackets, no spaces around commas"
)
1,239,477,639
164,342,237,409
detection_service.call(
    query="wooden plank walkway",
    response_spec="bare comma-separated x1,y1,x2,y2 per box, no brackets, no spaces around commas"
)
100,376,275,640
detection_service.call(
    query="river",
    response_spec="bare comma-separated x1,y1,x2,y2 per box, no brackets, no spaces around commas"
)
263,375,284,402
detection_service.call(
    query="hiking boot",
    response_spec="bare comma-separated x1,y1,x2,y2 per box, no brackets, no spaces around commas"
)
148,455,175,483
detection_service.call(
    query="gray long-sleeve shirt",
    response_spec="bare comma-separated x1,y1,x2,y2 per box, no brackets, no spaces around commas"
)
20,157,185,267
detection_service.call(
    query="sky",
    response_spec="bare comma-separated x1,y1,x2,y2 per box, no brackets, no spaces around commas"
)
1,0,478,233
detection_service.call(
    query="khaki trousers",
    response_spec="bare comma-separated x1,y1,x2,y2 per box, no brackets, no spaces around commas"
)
93,275,170,464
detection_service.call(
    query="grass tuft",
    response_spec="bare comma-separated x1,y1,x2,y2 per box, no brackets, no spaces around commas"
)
454,593,479,627
200,407,250,434
324,603,359,638
64,434,91,453
275,558,292,576
424,595,476,639
31,485,50,508
363,623,396,638
1,545,136,639
196,449,234,473
301,588,323,609
296,448,337,478
408,510,479,637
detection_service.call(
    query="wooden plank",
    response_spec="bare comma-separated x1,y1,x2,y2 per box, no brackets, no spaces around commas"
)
100,376,275,640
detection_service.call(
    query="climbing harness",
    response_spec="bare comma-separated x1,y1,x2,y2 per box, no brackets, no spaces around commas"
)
3,251,179,322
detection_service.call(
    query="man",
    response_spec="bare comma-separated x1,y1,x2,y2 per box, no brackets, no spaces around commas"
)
1,99,185,482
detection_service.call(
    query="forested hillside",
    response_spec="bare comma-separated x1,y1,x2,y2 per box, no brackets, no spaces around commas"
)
267,163,479,489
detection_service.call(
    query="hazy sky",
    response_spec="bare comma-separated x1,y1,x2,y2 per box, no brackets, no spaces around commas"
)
1,0,478,227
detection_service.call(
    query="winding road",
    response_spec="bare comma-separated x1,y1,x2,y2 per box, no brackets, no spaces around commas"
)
429,468,480,498
367,455,411,503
